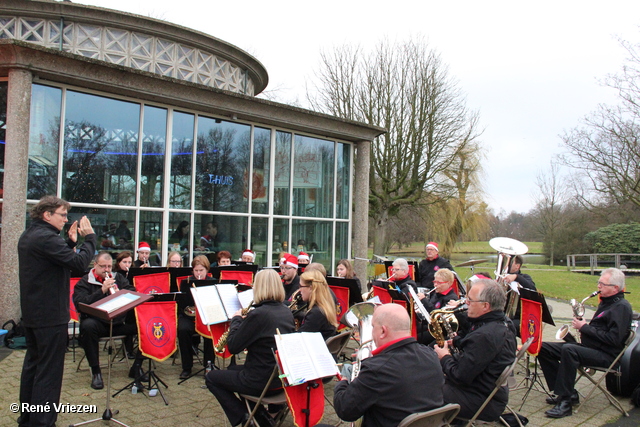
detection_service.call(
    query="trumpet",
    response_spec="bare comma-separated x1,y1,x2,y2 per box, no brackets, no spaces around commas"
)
556,291,600,343
105,272,118,295
214,302,254,353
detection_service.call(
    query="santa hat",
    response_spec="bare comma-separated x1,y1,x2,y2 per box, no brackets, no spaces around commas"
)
426,242,439,252
242,249,255,261
283,253,298,268
297,252,310,262
138,241,151,251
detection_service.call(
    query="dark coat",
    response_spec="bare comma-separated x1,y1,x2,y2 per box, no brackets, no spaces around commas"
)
298,305,337,340
580,292,632,357
334,337,444,427
226,300,295,390
73,271,135,324
283,274,300,301
441,310,517,421
418,256,454,289
18,219,96,328
511,269,536,290
421,286,459,312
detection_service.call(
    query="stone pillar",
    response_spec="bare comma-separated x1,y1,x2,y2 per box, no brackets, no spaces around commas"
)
352,140,370,284
0,68,32,323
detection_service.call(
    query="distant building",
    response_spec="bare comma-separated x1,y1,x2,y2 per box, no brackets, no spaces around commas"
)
0,0,383,321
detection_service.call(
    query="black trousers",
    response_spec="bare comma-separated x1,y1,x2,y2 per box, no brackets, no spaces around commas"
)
443,382,508,421
19,324,68,427
538,341,614,398
205,365,280,426
78,317,137,368
177,315,213,370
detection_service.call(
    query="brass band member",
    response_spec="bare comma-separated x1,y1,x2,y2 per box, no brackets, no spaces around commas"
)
113,250,134,276
336,259,362,292
297,270,338,339
389,258,417,295
434,279,517,422
280,253,300,301
217,250,232,266
333,304,444,426
166,250,183,268
205,269,295,427
418,242,454,290
416,268,459,345
539,268,632,418
177,255,214,379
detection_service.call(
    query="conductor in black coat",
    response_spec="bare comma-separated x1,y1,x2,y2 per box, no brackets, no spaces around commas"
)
205,269,295,427
18,196,96,427
333,304,444,427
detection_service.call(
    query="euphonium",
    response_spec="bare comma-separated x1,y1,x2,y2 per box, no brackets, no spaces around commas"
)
214,303,254,353
184,306,196,317
489,237,529,318
555,291,600,343
344,302,377,381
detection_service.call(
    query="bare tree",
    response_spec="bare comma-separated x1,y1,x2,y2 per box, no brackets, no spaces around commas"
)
309,38,481,254
561,37,640,209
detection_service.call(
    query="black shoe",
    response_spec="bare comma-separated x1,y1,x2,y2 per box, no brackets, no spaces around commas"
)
254,405,276,427
546,390,579,405
91,373,104,390
179,369,192,379
129,365,149,382
545,399,573,418
126,352,136,360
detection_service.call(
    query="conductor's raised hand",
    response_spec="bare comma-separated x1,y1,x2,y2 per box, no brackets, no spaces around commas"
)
77,216,94,237
68,220,78,243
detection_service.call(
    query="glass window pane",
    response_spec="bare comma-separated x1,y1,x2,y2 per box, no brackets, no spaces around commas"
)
194,214,247,264
170,111,194,209
141,105,166,207
336,143,351,219
28,84,61,199
251,127,271,214
169,212,191,264
292,219,333,271
293,135,334,218
139,210,163,266
250,217,268,266
62,91,139,205
195,117,250,213
273,131,291,216
66,206,136,254
335,222,349,272
272,218,290,266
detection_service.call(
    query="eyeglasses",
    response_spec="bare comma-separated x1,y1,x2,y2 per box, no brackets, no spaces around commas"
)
96,264,112,269
391,267,406,272
467,297,487,304
433,281,449,285
169,260,182,264
51,212,68,218
597,281,617,287
281,266,296,271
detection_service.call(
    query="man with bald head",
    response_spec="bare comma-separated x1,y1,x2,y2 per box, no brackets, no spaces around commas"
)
333,304,444,427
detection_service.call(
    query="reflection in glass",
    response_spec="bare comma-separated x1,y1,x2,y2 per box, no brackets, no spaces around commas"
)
272,218,290,266
68,207,136,253
169,212,191,262
195,117,249,213
292,219,333,271
28,84,61,199
139,210,163,265
251,217,268,266
336,143,351,219
293,135,334,218
170,111,194,209
335,222,349,271
141,106,167,207
273,131,291,215
251,127,271,214
62,91,139,205
194,214,247,264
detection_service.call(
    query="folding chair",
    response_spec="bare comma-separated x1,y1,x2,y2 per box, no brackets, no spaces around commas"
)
398,403,461,427
574,329,635,417
465,337,533,427
240,365,290,427
325,330,353,362
76,335,130,372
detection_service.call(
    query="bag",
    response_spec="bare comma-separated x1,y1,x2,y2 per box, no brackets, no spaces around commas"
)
2,319,27,349
501,412,529,426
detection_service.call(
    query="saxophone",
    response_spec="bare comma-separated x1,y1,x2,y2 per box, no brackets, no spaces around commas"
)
428,304,467,351
214,302,254,353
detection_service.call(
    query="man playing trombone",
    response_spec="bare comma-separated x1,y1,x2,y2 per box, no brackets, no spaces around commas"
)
538,268,632,419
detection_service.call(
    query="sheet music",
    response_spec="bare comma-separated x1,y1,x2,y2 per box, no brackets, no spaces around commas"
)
275,332,338,384
97,293,141,313
191,285,226,324
237,289,254,308
217,283,242,316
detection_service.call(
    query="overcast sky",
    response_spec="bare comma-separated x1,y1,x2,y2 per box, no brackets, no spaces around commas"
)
82,0,640,215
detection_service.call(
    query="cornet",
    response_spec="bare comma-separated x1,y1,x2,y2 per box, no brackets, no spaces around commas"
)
105,271,118,295
556,291,600,343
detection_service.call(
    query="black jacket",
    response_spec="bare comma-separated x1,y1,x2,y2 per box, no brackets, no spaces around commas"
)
580,291,632,358
73,270,135,324
511,269,536,290
226,300,295,390
283,275,300,301
418,256,454,289
18,219,96,328
392,274,417,296
421,286,459,312
334,337,444,427
298,305,337,340
441,310,517,421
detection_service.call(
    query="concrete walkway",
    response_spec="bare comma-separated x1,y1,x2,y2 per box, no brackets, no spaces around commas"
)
0,298,636,426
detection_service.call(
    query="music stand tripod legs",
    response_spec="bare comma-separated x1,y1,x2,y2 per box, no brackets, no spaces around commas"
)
113,358,170,405
69,320,128,427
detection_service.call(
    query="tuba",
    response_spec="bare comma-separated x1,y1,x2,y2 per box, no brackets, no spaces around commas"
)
489,237,529,318
556,291,600,343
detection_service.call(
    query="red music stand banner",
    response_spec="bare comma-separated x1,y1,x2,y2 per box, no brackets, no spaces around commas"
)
195,307,213,339
329,285,350,331
134,272,171,294
210,322,232,359
69,277,81,322
520,298,543,356
135,301,178,362
220,270,254,285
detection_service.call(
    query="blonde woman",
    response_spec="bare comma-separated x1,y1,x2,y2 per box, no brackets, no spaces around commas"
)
298,269,338,340
205,269,295,427
165,251,183,268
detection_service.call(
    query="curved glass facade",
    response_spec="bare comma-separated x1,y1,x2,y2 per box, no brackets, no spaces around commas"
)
25,83,353,271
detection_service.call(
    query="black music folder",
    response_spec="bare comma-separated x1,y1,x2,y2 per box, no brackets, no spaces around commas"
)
326,276,363,306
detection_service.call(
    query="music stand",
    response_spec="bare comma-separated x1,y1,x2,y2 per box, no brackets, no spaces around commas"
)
72,290,152,427
326,276,363,306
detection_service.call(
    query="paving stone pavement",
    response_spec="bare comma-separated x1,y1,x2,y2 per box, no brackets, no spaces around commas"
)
0,298,636,426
